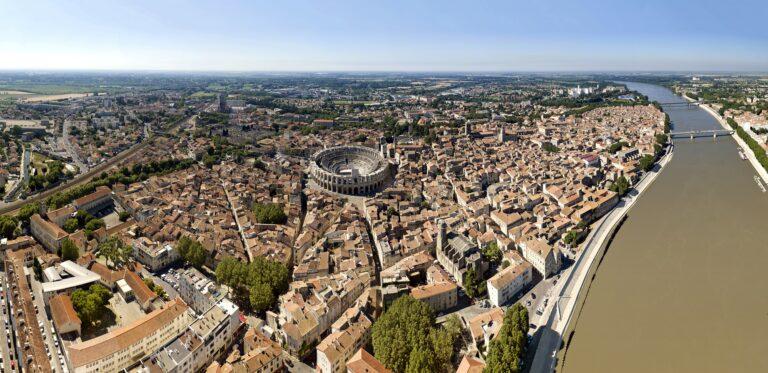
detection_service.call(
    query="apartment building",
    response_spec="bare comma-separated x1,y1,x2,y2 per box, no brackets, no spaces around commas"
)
487,261,533,307
66,298,191,373
519,238,561,278
142,298,242,372
317,315,372,373
30,213,68,253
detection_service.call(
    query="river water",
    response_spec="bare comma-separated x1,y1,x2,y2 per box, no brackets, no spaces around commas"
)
561,82,768,372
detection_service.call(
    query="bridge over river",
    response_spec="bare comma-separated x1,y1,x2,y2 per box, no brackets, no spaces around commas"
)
668,129,734,139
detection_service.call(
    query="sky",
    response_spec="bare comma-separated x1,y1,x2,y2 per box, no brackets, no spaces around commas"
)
1,0,767,72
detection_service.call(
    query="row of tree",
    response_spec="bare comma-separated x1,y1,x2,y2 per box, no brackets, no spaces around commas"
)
371,296,463,373
484,304,530,372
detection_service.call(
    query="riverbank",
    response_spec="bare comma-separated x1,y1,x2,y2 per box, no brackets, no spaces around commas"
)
529,141,674,373
699,103,768,185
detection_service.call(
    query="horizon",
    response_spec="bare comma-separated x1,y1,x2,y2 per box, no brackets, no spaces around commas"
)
2,0,767,72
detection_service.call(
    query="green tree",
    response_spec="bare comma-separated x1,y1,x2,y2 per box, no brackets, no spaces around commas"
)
482,242,502,264
63,218,80,233
463,269,486,299
61,238,80,261
0,215,18,239
17,202,40,223
372,296,435,373
176,236,206,268
252,203,288,224
639,154,655,172
406,345,436,373
484,304,529,373
71,284,112,327
96,235,131,268
609,176,630,196
215,256,289,314
118,211,131,222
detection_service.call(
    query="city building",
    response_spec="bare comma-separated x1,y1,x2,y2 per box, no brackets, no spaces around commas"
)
178,267,228,314
72,186,113,214
519,239,561,278
132,237,180,272
487,261,533,307
346,348,391,373
66,298,192,373
142,298,242,372
317,315,372,373
30,213,68,253
436,220,487,287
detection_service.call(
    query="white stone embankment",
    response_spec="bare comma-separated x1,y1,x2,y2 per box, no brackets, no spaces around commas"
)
529,143,674,373
698,103,768,185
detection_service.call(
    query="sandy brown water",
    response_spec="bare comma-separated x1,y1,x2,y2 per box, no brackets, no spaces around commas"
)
561,82,768,373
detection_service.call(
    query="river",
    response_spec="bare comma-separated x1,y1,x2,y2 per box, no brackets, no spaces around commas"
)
560,82,768,372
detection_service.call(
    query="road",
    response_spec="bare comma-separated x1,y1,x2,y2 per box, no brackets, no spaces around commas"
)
60,120,87,173
528,146,674,373
29,275,65,372
0,272,16,372
0,115,192,216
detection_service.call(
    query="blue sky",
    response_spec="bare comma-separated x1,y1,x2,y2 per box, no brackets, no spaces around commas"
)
1,0,767,72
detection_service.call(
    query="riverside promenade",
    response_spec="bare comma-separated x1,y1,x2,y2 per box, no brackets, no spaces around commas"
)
528,144,674,373
699,103,768,185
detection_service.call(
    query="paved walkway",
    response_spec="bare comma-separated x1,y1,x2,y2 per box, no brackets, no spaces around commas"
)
700,104,768,185
529,146,674,373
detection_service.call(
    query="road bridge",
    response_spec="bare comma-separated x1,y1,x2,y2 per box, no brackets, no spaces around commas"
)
669,129,734,139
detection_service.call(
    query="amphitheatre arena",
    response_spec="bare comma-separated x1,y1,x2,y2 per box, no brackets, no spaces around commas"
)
310,145,391,196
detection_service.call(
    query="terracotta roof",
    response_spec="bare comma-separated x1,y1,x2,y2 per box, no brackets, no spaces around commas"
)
346,348,391,373
457,354,485,373
67,298,188,368
124,270,157,305
50,294,81,332
74,186,112,208
31,214,68,239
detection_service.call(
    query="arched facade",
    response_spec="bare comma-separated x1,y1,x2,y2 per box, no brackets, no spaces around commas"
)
310,145,390,196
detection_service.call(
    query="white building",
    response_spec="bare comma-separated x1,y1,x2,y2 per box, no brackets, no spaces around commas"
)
487,261,533,307
142,298,243,372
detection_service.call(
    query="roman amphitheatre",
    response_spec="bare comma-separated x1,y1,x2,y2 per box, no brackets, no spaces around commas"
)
309,145,392,196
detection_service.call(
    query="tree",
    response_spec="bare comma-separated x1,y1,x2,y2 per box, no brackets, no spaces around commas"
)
17,202,40,223
97,235,131,268
176,236,206,268
542,143,559,153
406,345,436,373
71,284,112,327
639,154,655,172
215,256,289,314
0,215,18,239
482,242,502,265
484,304,529,373
463,269,486,299
63,218,79,233
143,278,167,299
118,211,131,222
609,176,630,196
252,203,287,224
249,282,275,314
84,218,105,232
61,238,80,261
372,296,435,373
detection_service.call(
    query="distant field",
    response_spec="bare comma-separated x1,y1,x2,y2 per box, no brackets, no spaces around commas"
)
191,91,217,99
0,90,33,95
20,93,92,103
